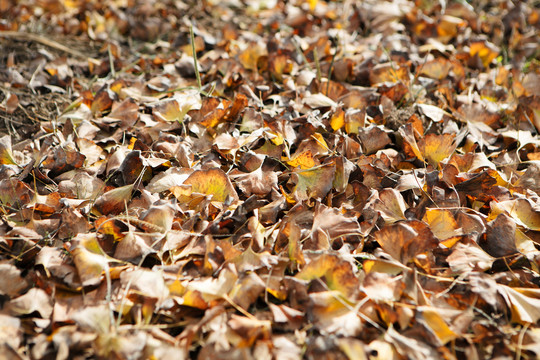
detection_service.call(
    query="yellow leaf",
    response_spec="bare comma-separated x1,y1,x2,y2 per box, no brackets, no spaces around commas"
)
270,132,284,146
168,279,186,296
418,133,456,167
423,208,460,240
285,150,316,169
419,307,458,345
0,135,17,165
470,41,499,68
238,43,267,71
330,108,345,131
181,290,208,309
363,259,407,275
311,132,329,152
128,136,137,150
96,217,126,241
307,0,318,11
170,185,192,202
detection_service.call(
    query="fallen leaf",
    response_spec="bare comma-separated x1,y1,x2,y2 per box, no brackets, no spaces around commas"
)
8,288,53,318
92,184,134,215
296,254,359,298
0,263,29,297
447,242,495,274
469,41,499,68
480,213,520,258
183,168,239,203
285,150,316,169
416,104,447,123
70,233,116,287
0,134,17,165
418,133,456,167
374,188,408,224
291,162,336,201
490,199,540,231
499,285,540,324
373,221,438,264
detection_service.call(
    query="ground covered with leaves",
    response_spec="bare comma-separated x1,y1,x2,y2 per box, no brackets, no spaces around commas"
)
1,0,540,359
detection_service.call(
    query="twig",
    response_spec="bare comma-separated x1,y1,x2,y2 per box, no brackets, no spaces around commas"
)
222,294,257,320
0,31,100,65
189,25,202,91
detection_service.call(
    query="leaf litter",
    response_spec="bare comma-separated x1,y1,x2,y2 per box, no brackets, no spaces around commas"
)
1,0,540,359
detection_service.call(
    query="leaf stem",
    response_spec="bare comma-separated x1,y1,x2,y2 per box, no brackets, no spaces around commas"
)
313,47,322,84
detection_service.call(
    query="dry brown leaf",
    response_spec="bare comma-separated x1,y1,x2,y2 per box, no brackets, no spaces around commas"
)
92,184,133,215
0,263,29,297
373,221,438,264
8,288,53,318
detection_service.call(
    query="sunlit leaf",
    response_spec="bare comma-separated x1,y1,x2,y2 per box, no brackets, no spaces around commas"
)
418,307,458,345
309,291,363,336
447,242,494,274
185,268,237,303
490,199,540,231
470,41,499,68
362,272,403,301
304,93,338,108
285,150,316,169
291,162,335,201
374,188,408,224
422,208,460,241
419,58,452,80
500,286,540,324
183,168,239,203
416,104,447,123
71,234,115,287
92,184,133,216
0,135,17,165
296,254,359,298
330,108,345,131
8,288,53,318
418,133,456,167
